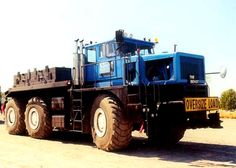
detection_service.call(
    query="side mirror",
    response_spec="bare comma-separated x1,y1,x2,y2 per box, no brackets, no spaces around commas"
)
219,66,227,78
205,66,227,78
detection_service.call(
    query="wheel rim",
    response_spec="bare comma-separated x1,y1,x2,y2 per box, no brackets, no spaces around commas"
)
7,107,16,126
28,107,40,130
94,108,107,137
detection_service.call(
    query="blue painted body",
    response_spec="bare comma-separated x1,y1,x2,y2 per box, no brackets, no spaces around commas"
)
83,37,205,88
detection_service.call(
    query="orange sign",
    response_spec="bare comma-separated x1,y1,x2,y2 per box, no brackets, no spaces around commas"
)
184,97,219,112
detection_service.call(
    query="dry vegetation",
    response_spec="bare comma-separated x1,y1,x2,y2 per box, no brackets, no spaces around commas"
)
219,109,236,119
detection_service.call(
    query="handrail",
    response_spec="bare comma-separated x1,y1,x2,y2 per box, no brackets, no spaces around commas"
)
80,57,126,88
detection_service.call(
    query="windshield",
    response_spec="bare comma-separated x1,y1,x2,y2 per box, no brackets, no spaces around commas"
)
118,42,154,56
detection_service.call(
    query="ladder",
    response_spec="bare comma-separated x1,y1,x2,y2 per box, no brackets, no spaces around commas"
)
70,89,83,132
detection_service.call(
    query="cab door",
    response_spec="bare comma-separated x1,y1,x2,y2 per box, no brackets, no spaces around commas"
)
97,41,123,86
84,46,97,84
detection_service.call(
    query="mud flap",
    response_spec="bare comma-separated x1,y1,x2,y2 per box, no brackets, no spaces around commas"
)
208,112,222,128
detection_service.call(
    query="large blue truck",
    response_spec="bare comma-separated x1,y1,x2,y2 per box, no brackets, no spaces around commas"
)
5,30,220,151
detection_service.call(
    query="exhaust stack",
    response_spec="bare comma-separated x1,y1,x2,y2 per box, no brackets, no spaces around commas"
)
73,39,80,85
73,39,85,86
79,40,85,86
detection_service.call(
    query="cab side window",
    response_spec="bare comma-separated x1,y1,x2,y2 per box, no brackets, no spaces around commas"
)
87,47,96,63
100,42,117,57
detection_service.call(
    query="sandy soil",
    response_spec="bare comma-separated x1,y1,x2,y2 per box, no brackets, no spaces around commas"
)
0,115,236,168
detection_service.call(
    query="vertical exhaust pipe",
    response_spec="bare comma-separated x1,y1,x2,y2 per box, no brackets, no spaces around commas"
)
79,40,85,86
73,39,85,86
73,39,80,85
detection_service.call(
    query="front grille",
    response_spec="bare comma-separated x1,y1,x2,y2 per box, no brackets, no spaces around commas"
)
180,56,205,80
184,85,208,97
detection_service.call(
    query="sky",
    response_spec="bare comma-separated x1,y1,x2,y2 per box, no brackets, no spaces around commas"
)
0,0,235,96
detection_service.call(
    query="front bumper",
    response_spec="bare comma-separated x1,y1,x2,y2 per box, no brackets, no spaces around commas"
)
184,97,222,128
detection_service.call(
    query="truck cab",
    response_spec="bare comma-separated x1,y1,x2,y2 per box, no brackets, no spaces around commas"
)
81,31,205,89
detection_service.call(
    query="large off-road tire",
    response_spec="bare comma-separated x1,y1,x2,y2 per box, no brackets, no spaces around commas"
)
148,104,186,146
90,95,132,151
5,99,26,135
25,97,52,139
149,126,186,146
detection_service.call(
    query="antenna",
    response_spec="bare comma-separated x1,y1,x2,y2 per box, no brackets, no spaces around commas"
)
174,44,177,52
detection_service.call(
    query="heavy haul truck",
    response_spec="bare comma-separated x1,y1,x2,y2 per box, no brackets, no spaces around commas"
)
4,30,221,151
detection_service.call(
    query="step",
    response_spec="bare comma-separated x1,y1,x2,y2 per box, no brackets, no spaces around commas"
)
73,99,82,102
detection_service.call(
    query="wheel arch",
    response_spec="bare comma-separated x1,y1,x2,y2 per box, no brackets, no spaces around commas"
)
83,89,127,120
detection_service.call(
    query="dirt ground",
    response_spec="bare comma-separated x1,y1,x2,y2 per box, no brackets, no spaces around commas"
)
0,115,236,168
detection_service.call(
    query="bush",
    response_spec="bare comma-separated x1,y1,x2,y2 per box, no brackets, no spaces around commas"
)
220,89,236,110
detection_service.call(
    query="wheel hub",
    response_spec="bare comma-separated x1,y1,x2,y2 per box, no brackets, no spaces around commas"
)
28,107,39,130
94,108,107,137
7,107,16,126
